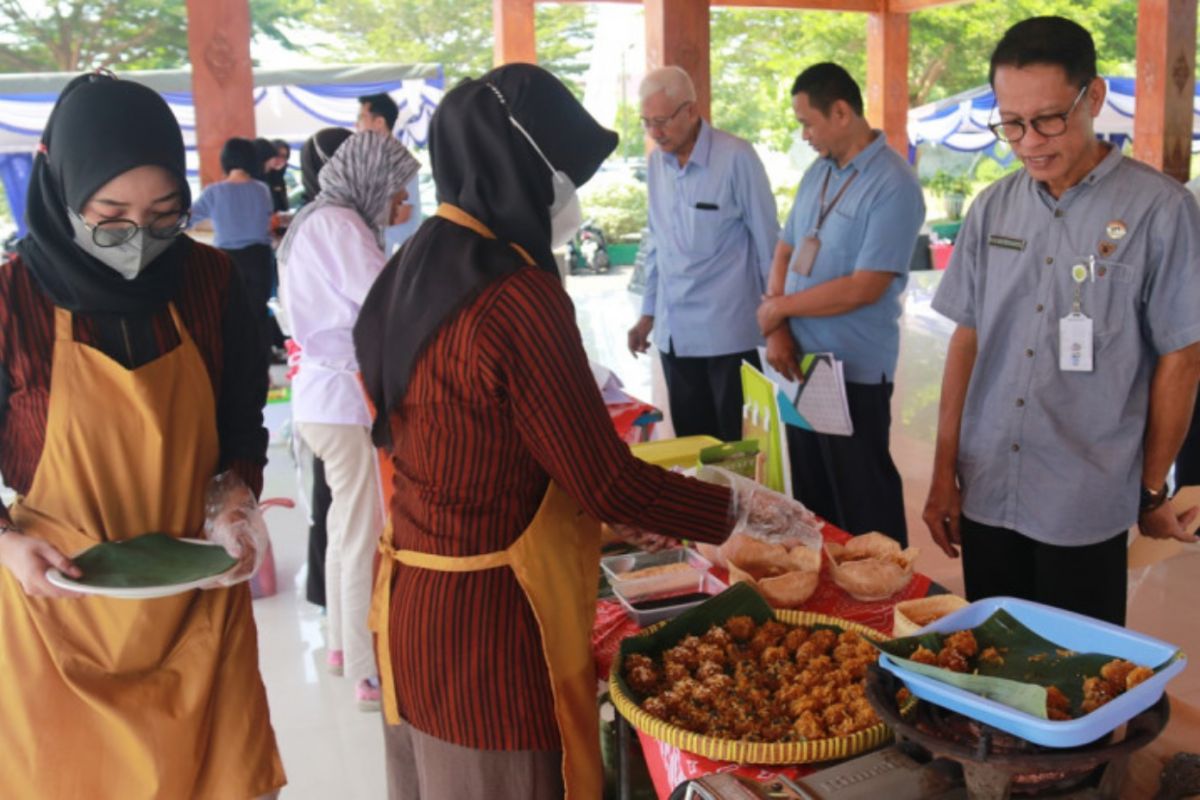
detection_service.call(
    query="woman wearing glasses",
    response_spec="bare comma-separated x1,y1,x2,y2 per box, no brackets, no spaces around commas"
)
0,73,284,797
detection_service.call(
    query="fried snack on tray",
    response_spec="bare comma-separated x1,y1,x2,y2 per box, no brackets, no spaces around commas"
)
1046,685,1072,721
826,532,919,601
624,615,881,742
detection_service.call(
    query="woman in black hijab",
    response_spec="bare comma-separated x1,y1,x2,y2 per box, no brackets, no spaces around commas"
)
354,64,738,799
0,72,284,797
299,127,353,206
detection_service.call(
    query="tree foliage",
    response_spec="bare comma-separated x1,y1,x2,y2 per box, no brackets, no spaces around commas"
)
297,0,594,95
0,0,309,72
711,0,1138,151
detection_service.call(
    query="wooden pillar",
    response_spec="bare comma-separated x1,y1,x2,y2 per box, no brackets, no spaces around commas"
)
185,0,256,187
866,11,910,159
1133,0,1197,182
493,0,537,67
645,0,711,120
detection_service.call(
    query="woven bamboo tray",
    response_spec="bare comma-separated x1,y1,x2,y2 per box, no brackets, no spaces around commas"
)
609,586,894,765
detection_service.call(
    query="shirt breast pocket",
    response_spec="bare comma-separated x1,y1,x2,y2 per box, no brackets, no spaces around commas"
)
685,202,734,256
1083,260,1136,340
820,206,863,260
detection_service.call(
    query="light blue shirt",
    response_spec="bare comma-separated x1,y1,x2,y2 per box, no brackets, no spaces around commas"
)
642,120,779,357
933,147,1200,545
190,179,273,250
781,132,925,384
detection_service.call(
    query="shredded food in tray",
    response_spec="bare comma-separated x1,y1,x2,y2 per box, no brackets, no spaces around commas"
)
622,615,881,742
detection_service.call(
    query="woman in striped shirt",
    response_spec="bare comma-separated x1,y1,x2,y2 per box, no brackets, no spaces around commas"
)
354,64,776,799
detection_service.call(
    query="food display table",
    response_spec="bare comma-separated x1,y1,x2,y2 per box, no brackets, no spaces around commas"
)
593,522,938,799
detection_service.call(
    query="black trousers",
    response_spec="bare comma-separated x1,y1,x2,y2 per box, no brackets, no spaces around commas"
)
305,455,333,608
223,243,274,363
659,343,760,443
960,515,1127,626
785,381,907,546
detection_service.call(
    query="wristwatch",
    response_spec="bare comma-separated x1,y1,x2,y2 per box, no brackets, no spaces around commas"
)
1139,482,1169,514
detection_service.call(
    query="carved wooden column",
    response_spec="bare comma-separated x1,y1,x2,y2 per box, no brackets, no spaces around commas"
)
645,0,711,120
494,0,537,66
1133,0,1197,182
185,0,256,186
866,11,910,158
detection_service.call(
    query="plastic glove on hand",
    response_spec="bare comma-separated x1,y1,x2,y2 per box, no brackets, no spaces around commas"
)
202,472,269,587
696,465,822,549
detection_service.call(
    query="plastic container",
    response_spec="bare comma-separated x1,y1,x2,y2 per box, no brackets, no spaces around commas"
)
613,572,728,627
876,596,1187,747
630,435,722,470
601,547,713,598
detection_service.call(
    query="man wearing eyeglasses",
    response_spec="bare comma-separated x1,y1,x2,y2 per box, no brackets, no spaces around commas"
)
925,16,1200,625
627,66,779,442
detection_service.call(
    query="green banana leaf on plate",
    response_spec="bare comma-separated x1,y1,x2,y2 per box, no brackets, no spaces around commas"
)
874,609,1181,719
71,533,237,588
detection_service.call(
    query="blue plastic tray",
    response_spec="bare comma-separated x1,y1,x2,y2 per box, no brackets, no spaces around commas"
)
876,596,1186,747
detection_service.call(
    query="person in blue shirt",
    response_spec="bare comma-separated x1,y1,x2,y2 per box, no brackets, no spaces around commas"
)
627,66,779,442
757,64,925,545
190,137,275,364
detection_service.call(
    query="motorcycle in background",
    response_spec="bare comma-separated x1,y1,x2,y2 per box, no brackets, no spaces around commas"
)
567,220,610,274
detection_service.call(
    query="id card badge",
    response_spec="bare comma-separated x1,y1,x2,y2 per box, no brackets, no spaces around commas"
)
791,235,821,276
1059,312,1094,372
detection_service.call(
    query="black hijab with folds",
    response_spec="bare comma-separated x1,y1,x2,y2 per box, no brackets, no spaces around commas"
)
354,63,617,445
16,73,192,315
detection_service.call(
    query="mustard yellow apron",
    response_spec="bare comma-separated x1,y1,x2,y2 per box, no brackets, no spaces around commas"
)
369,204,604,799
0,304,285,799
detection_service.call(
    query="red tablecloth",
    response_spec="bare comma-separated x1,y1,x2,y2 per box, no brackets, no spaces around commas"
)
593,522,934,799
593,522,931,681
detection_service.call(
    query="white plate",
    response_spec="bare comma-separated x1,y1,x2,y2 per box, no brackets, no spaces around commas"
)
44,538,237,600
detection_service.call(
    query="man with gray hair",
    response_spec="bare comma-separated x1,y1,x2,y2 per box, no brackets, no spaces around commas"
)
628,66,779,442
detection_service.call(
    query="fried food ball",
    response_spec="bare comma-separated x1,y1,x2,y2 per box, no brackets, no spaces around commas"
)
909,645,938,666
937,647,970,673
1046,685,1072,721
794,710,825,740
627,664,659,696
784,627,809,653
725,615,756,642
696,660,725,681
944,630,979,658
1125,666,1154,691
664,661,690,683
702,626,732,647
643,696,668,719
1081,676,1115,714
1099,658,1136,693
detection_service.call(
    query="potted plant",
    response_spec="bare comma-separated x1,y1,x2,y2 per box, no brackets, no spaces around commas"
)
926,170,973,220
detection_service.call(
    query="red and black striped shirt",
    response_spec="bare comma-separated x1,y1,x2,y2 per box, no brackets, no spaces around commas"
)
0,242,268,498
384,266,733,751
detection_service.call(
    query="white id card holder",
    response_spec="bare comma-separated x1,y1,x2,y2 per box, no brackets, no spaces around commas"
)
1059,312,1094,372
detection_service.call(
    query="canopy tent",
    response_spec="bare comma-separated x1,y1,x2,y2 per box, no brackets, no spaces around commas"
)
0,63,444,236
908,76,1200,161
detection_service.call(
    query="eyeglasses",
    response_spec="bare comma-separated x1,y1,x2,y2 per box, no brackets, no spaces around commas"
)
988,85,1089,144
83,210,191,247
640,101,692,131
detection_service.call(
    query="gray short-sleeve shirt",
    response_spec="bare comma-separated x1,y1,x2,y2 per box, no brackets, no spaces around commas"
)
933,147,1200,545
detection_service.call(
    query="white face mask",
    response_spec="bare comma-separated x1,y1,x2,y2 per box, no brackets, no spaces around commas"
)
68,210,177,280
488,82,584,249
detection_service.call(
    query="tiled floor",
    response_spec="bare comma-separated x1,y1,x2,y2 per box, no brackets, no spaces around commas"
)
252,264,1198,796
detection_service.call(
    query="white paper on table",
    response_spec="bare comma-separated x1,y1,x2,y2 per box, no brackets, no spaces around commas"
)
590,360,634,405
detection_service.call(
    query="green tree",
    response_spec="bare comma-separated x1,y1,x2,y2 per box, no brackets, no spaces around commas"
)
0,0,309,72
709,0,1138,151
297,0,594,96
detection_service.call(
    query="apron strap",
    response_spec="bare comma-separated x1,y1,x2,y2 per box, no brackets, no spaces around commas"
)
53,307,73,342
368,532,512,724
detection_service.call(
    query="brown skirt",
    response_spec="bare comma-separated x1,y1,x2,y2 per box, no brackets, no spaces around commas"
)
383,718,563,800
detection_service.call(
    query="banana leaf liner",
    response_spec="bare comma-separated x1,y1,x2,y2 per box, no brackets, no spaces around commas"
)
71,533,237,588
609,582,894,765
874,609,1183,719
